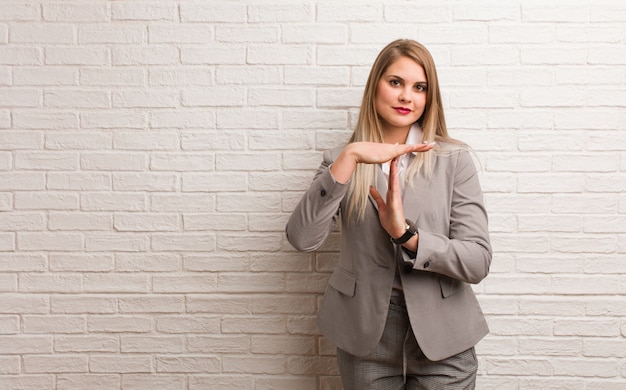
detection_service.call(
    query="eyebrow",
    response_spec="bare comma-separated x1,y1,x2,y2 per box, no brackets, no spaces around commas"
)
387,74,428,84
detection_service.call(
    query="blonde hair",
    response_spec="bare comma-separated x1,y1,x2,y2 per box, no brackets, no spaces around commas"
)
346,39,463,222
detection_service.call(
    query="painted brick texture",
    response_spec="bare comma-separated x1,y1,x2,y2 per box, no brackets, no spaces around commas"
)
0,0,625,389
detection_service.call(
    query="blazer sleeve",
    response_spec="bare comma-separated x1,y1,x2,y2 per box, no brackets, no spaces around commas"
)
285,149,350,252
405,150,492,284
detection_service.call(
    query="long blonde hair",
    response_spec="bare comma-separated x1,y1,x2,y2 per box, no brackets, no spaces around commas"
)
346,39,460,222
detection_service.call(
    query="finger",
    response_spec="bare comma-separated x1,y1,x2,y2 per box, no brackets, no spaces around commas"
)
369,185,386,209
411,142,435,153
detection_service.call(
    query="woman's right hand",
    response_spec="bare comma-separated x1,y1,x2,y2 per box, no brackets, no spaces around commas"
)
329,141,434,183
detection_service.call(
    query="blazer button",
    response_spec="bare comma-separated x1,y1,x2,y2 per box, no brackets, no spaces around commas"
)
423,261,430,268
320,189,327,196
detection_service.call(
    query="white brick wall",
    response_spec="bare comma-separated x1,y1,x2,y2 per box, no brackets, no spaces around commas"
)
0,0,624,388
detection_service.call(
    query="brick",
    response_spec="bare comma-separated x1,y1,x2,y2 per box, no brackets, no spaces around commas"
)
15,192,79,211
0,355,19,374
112,2,177,21
180,3,246,23
218,272,285,293
0,335,52,353
89,356,151,373
0,315,20,335
182,87,246,107
0,88,41,107
152,275,218,293
150,110,215,128
0,213,45,231
149,67,214,86
122,336,184,353
44,90,110,109
47,173,111,192
19,273,82,293
0,47,41,65
79,26,144,44
249,88,314,107
156,356,220,373
118,296,185,313
282,24,346,44
87,316,152,333
156,316,220,334
151,234,215,251
114,213,179,232
51,296,116,314
57,374,121,390
112,173,177,192
317,88,362,108
43,3,107,22
215,65,281,85
181,47,246,65
115,253,180,272
183,253,249,272
46,47,108,65
49,254,113,272
150,194,214,212
81,193,147,212
23,315,84,334
187,335,250,354
248,45,312,65
122,374,184,390
85,234,149,252
216,193,281,213
0,293,48,313
252,335,315,355
181,131,244,151
215,26,279,43
523,5,589,22
318,3,382,22
116,131,179,150
284,66,349,86
182,173,246,192
81,110,148,129
452,46,518,65
112,46,178,65
81,152,147,171
14,67,78,86
149,25,213,44
112,90,177,108
486,358,552,376
15,151,79,170
249,3,312,22
222,355,285,374
84,274,149,293
10,24,75,44
151,153,214,171
80,67,145,86
453,4,518,21
183,213,246,232
23,355,88,374
13,111,78,129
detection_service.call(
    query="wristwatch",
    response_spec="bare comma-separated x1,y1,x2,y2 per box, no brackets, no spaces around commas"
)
390,219,417,245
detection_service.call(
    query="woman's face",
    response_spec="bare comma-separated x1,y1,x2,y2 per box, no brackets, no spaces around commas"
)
375,56,427,138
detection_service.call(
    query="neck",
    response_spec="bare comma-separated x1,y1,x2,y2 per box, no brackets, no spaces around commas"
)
383,126,410,144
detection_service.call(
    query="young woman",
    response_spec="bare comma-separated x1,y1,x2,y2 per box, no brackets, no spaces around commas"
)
286,39,492,389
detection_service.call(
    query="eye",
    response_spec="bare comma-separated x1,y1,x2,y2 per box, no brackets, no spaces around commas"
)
390,79,401,87
415,84,427,92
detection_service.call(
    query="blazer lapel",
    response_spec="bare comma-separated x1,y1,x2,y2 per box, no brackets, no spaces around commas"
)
367,163,432,224
402,170,432,224
368,166,388,212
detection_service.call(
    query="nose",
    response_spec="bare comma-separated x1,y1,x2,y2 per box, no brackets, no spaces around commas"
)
399,88,411,103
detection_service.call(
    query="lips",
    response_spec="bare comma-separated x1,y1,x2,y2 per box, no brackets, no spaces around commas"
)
393,107,412,114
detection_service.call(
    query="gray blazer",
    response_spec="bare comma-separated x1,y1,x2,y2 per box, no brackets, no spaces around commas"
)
286,144,492,361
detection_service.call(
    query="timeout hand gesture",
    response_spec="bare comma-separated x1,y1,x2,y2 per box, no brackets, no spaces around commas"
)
330,141,434,242
330,141,434,183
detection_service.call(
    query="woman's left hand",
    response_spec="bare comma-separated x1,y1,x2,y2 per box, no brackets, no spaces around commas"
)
369,157,407,239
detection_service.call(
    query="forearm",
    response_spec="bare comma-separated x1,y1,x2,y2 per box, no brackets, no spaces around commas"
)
329,145,357,184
